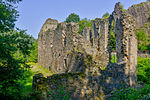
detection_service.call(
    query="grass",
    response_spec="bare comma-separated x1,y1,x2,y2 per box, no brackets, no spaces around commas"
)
111,54,117,63
27,62,54,77
20,62,54,97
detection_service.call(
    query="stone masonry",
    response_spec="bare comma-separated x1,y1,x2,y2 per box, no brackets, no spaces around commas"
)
36,2,140,99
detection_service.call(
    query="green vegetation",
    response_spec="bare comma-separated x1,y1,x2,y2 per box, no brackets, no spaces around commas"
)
111,56,150,99
27,62,53,77
120,3,126,12
0,0,150,99
109,55,150,99
148,13,150,22
27,41,38,63
111,54,117,63
135,28,150,51
102,12,110,19
137,4,144,6
110,20,116,50
65,13,93,34
112,84,150,100
65,13,80,23
137,57,150,84
78,18,93,33
0,0,36,99
19,62,53,98
47,85,71,100
0,0,40,99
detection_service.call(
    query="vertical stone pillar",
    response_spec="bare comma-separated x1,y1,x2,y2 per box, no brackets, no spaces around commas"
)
38,18,58,70
93,18,109,66
129,34,137,86
81,27,93,45
113,2,137,86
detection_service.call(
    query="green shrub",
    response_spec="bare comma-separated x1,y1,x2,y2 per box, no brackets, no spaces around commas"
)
137,57,150,84
47,85,71,100
78,18,93,34
111,84,150,100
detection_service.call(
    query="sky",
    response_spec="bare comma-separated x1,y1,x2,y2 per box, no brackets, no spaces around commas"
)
15,0,146,39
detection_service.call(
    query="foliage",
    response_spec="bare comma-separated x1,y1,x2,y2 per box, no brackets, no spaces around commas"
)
110,20,116,50
2,0,22,3
47,85,71,100
137,57,150,84
135,29,150,51
0,1,18,32
148,13,150,22
111,56,150,99
111,84,150,100
0,0,35,99
78,18,93,33
120,3,126,12
65,13,80,23
0,30,33,99
27,62,54,77
102,12,110,18
27,40,38,63
18,62,53,98
111,54,117,63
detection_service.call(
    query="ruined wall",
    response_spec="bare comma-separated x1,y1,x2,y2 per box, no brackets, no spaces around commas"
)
38,21,87,73
51,22,80,73
38,18,58,70
37,2,138,99
127,2,150,51
38,18,110,73
127,2,150,28
112,2,137,86
93,18,109,66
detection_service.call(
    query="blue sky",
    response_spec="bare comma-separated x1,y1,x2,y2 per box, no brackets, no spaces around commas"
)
15,0,146,39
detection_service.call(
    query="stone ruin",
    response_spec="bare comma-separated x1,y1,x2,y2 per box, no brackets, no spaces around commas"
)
36,2,138,99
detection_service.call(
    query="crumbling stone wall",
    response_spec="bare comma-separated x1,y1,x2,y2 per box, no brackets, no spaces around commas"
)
37,2,138,99
111,2,137,86
127,2,150,28
93,18,109,67
127,2,150,38
38,18,58,71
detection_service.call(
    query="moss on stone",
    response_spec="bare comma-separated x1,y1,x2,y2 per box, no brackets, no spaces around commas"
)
120,3,127,12
137,4,144,6
49,72,86,83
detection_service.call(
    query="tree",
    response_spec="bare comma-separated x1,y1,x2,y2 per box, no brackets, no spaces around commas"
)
27,40,38,63
0,1,19,31
147,0,150,2
0,0,34,99
102,12,110,18
65,13,80,23
78,18,93,33
3,0,22,3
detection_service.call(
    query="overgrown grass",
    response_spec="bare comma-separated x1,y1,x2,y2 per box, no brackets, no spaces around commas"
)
20,62,54,98
27,62,53,77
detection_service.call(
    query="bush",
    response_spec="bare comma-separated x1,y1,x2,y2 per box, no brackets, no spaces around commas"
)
137,57,150,84
47,85,71,100
111,84,150,100
78,18,93,34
